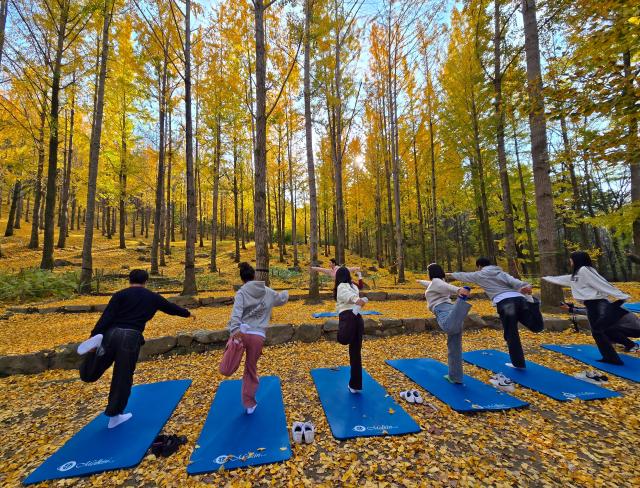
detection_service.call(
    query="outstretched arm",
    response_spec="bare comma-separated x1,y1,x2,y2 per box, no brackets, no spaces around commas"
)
156,295,192,318
449,271,480,283
272,289,289,307
542,275,573,288
310,266,332,276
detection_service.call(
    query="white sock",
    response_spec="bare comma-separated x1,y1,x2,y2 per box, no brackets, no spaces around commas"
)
107,412,132,429
77,334,103,355
246,404,257,415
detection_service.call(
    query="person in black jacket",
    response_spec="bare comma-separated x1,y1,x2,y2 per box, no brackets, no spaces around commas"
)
77,269,195,428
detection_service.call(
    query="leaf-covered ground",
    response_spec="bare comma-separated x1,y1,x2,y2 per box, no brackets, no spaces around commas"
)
1,329,639,487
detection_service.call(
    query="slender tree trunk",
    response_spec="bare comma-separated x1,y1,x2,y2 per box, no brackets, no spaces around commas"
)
521,0,562,304
253,0,270,282
513,121,537,274
41,3,69,270
0,0,8,70
80,0,113,291
58,85,75,249
210,117,221,272
165,110,172,255
29,109,46,248
623,49,640,259
151,56,167,275
304,0,319,298
233,137,240,263
286,106,298,268
182,0,197,295
4,180,20,237
493,0,518,276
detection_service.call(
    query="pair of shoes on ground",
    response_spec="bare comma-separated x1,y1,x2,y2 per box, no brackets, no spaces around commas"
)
574,370,608,385
489,373,516,393
400,389,423,404
291,421,315,444
150,434,188,457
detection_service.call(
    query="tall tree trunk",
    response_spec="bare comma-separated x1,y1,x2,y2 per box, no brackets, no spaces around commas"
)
80,0,113,291
29,108,46,249
41,3,69,270
182,0,197,295
151,56,167,275
4,180,20,236
513,120,537,274
0,0,8,70
521,0,562,304
425,56,438,262
493,0,518,276
253,0,270,282
412,131,427,271
58,84,75,249
233,137,240,263
286,106,298,268
165,110,172,255
304,0,320,298
210,117,221,272
624,49,640,259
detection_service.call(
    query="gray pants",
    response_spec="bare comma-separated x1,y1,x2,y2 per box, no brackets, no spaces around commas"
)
433,299,472,383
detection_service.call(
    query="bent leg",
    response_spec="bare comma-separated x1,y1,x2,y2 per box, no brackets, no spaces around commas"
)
441,299,472,335
518,297,544,333
241,335,264,408
586,300,623,364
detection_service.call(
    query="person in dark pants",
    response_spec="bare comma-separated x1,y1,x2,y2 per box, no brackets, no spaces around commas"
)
450,257,543,369
334,267,366,392
77,269,194,428
544,251,631,365
561,301,640,352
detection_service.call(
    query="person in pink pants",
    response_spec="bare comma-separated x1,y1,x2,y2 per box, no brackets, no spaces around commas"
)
227,262,289,414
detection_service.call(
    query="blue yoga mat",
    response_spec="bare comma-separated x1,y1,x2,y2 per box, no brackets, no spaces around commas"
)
463,350,619,402
24,379,191,485
187,376,291,474
543,344,640,383
622,302,640,313
311,367,420,440
312,311,383,318
386,358,528,412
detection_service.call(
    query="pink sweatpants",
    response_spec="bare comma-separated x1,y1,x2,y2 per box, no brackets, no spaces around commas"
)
241,334,264,408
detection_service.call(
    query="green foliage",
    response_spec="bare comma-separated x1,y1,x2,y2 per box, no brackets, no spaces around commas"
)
0,268,78,304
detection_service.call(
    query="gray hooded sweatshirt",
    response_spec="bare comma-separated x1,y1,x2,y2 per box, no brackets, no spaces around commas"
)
451,266,529,301
227,281,289,337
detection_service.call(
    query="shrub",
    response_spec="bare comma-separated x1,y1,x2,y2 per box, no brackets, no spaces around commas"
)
0,268,78,304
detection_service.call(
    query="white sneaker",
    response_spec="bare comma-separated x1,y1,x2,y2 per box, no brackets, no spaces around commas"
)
505,362,525,370
302,422,315,444
107,412,132,429
246,403,257,415
411,390,424,404
626,344,640,353
574,370,607,385
78,334,103,355
291,422,304,444
348,385,361,394
400,390,415,403
489,374,515,393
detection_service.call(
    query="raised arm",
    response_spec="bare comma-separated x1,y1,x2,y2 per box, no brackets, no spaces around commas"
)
271,289,289,307
542,275,573,288
156,294,191,318
581,268,630,300
449,271,480,283
310,266,332,276
416,279,431,288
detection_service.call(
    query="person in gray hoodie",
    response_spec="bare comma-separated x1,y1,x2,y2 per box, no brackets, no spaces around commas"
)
449,257,543,368
228,262,289,414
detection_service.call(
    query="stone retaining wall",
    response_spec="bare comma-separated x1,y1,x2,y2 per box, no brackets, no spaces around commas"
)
3,291,430,316
0,314,590,377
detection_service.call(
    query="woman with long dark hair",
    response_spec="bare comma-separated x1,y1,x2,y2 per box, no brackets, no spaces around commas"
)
418,263,471,384
543,251,630,365
334,266,367,392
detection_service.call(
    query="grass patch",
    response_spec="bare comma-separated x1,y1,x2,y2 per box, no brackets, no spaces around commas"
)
0,268,78,304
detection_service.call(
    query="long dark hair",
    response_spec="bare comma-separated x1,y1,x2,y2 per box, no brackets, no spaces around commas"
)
333,266,353,300
239,262,256,283
570,251,593,277
427,263,446,280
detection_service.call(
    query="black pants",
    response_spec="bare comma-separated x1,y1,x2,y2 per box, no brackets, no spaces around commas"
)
338,311,364,390
584,299,623,364
496,297,544,368
80,327,143,416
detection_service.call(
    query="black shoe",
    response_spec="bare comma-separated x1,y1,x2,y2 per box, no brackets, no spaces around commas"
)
150,434,188,457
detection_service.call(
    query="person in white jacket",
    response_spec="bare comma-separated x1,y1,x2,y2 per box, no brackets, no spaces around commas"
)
418,263,471,384
543,251,630,365
334,266,367,393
